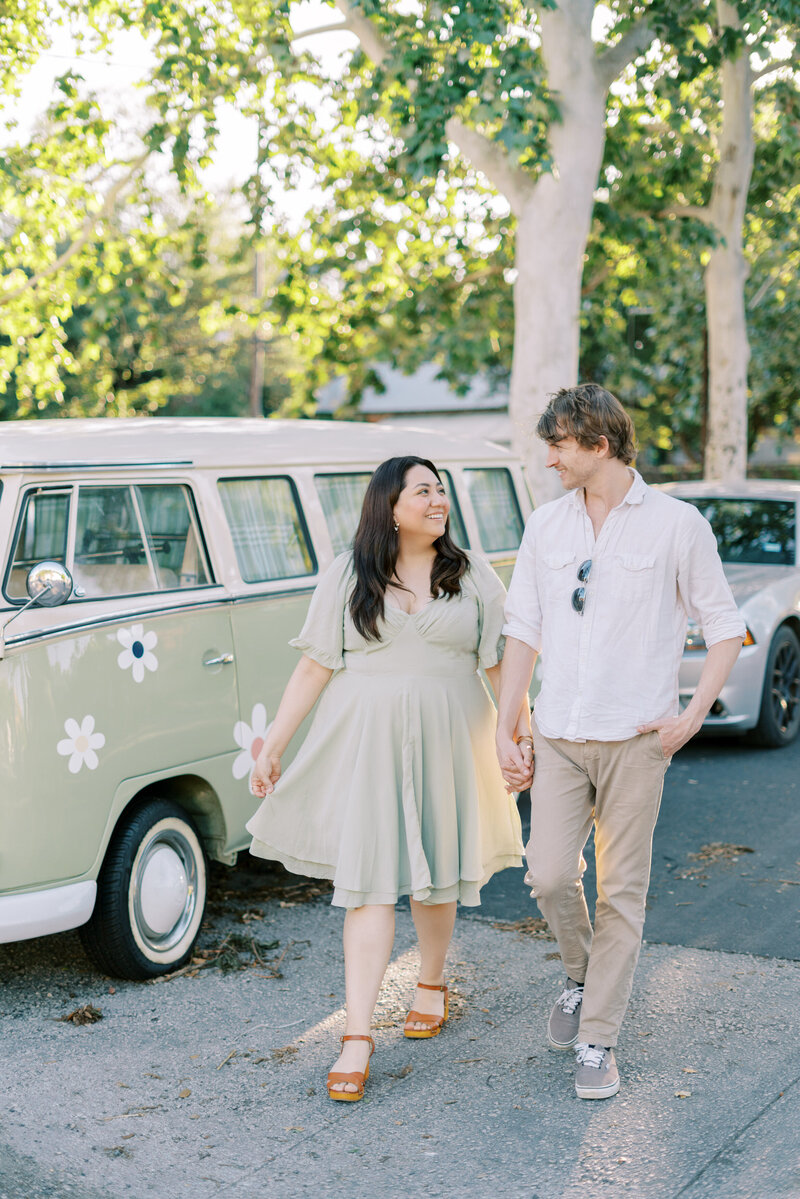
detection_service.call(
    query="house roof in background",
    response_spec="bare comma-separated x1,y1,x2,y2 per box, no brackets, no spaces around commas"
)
317,363,509,415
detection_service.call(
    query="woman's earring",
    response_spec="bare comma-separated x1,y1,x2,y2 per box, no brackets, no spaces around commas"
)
393,521,399,532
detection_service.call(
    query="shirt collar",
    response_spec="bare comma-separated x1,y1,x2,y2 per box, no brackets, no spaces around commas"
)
566,467,648,511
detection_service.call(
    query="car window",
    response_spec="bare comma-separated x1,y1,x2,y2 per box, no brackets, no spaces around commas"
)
463,468,524,553
439,470,469,547
685,498,796,566
315,473,371,555
6,489,71,600
219,476,316,582
74,486,156,596
135,485,211,589
72,484,211,598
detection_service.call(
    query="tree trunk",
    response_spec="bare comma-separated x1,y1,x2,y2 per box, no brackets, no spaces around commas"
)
509,2,608,503
336,0,649,503
703,0,754,481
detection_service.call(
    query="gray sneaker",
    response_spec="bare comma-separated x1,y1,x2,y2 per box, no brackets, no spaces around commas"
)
574,1043,620,1099
547,979,584,1050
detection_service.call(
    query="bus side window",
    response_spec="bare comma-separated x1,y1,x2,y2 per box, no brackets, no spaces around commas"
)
5,489,71,600
219,476,316,582
463,468,524,553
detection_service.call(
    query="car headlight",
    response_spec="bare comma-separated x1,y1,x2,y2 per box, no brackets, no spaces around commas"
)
683,621,756,652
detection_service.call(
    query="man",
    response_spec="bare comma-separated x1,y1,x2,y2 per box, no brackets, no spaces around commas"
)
496,383,745,1100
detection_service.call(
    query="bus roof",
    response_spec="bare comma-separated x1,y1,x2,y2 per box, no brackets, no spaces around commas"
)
0,417,513,471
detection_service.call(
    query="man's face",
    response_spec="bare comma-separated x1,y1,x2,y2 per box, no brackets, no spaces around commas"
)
544,431,603,490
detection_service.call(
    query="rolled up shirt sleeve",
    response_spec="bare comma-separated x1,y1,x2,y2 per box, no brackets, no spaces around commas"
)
502,515,543,652
677,505,747,647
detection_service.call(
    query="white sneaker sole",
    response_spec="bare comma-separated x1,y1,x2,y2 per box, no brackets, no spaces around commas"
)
575,1076,620,1100
548,1030,579,1050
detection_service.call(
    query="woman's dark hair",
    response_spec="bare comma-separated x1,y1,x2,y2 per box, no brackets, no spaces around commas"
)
349,456,469,641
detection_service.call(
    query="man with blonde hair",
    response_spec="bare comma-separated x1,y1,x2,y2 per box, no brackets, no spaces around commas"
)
496,383,745,1099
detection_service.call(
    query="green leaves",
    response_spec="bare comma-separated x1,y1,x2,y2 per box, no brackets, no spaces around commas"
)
2,0,798,458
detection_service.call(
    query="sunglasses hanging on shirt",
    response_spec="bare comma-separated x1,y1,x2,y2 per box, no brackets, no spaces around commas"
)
571,559,592,614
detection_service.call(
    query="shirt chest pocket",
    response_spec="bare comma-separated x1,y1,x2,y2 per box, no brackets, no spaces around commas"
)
614,553,657,602
541,551,578,605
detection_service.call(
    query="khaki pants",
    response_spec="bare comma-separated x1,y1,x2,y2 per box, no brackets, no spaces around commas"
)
526,722,670,1047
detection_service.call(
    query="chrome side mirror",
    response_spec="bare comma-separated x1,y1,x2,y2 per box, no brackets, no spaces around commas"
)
0,560,74,659
26,560,74,606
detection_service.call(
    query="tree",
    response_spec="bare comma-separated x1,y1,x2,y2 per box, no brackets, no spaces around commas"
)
597,1,799,477
280,0,669,499
4,0,797,496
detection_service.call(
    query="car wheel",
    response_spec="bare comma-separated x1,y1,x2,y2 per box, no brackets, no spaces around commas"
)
752,625,800,748
79,799,207,980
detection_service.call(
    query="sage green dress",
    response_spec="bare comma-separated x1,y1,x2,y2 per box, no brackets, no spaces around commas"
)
247,551,524,907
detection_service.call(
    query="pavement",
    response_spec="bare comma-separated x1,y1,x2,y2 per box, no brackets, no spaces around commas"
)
1,857,799,1199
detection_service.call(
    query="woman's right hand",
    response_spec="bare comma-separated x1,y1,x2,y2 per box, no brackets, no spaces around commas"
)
251,745,282,798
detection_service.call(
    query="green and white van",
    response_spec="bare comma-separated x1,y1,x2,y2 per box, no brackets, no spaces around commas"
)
0,418,530,978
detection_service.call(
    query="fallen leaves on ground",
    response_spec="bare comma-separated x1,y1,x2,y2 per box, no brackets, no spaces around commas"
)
690,843,754,862
675,842,755,880
58,1004,103,1025
385,1063,413,1079
490,916,556,941
270,1046,299,1064
151,934,284,983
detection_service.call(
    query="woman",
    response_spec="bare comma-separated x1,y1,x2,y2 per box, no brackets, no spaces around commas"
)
248,456,532,1101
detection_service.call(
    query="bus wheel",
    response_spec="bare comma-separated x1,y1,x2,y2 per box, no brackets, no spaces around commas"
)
80,799,207,980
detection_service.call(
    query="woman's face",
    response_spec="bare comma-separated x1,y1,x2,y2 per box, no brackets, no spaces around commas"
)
392,464,449,542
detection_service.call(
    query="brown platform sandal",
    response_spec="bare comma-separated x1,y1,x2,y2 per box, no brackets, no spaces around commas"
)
404,982,449,1039
326,1034,375,1102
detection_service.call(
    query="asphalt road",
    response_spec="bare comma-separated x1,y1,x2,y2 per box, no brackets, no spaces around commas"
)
477,733,800,961
1,736,799,1199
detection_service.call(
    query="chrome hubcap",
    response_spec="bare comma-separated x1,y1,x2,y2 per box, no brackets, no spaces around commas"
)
131,830,199,953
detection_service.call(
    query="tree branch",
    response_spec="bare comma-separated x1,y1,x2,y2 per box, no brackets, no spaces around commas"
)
0,151,150,308
748,265,784,309
333,0,389,65
581,261,611,296
750,58,794,85
331,3,531,212
596,19,656,90
660,203,713,225
445,118,532,215
291,20,355,43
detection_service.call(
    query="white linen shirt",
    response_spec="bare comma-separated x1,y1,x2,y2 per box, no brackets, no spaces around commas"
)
503,470,746,742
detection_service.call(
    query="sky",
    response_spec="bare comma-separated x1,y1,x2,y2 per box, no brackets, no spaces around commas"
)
3,2,356,194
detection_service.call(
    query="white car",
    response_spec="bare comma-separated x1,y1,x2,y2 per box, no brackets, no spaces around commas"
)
663,480,800,747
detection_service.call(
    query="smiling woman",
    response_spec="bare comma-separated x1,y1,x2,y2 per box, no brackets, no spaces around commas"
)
246,453,530,1103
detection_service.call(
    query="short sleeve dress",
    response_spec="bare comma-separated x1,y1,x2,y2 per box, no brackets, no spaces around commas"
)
246,551,524,907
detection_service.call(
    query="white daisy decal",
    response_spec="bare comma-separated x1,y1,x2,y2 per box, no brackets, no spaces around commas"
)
232,703,270,779
117,624,158,683
57,715,106,774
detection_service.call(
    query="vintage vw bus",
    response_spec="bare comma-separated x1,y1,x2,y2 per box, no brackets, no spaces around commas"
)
0,418,530,978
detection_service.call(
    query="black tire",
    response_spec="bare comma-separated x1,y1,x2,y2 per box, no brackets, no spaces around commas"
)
79,799,207,980
751,625,800,748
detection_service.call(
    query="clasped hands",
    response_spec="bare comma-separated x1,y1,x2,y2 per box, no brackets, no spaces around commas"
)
496,729,534,793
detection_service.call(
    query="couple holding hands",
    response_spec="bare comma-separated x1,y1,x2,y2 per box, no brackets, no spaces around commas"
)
248,384,745,1103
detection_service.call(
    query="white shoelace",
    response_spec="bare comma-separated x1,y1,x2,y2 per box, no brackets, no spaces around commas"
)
556,985,584,1015
575,1042,605,1069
